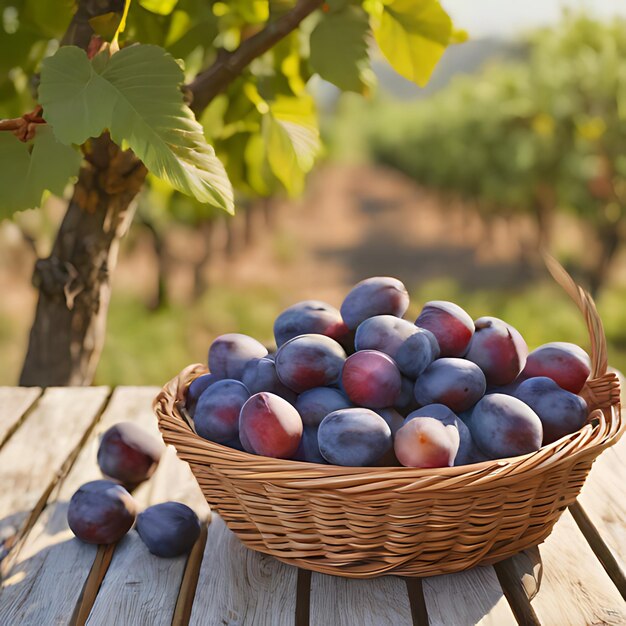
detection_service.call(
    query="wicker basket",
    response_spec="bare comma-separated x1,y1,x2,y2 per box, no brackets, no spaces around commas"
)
154,258,623,578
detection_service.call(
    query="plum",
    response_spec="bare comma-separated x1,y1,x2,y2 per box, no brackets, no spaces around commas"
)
340,277,409,330
394,376,420,414
375,407,405,436
136,502,201,558
295,387,352,428
415,301,474,357
395,328,438,378
469,393,542,459
194,379,250,443
341,350,402,408
413,358,486,413
186,373,219,417
354,315,420,359
293,426,327,463
208,333,268,380
406,404,480,466
274,300,349,347
465,316,528,386
514,377,588,444
318,408,392,466
68,480,137,544
394,417,459,468
521,342,591,394
97,422,164,490
239,392,303,458
275,334,346,393
241,357,297,404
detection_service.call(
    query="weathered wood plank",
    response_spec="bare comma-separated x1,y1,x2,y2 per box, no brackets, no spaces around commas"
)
310,573,412,626
0,387,154,625
0,387,41,449
422,565,518,626
575,429,626,581
0,386,110,556
530,510,626,625
86,408,210,626
189,515,298,626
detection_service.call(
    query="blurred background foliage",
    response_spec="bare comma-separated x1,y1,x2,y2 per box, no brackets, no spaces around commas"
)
1,4,626,385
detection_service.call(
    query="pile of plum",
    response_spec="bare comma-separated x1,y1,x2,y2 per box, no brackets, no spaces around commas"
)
187,276,591,468
67,423,201,554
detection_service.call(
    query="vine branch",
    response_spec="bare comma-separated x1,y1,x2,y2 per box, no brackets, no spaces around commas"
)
188,0,323,114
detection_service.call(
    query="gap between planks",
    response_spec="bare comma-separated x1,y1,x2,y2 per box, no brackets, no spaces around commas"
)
0,387,42,452
0,386,113,565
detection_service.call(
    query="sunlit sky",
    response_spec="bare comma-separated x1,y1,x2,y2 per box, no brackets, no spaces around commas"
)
442,0,626,38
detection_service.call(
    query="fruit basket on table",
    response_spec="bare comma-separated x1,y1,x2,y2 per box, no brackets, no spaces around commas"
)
154,258,623,579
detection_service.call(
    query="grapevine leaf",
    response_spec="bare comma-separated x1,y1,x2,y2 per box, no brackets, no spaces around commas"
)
309,7,371,92
263,95,320,195
372,0,452,87
0,126,81,216
39,45,234,213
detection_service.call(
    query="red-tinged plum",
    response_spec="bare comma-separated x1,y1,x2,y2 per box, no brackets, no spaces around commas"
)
295,387,352,428
415,301,474,357
208,333,268,380
465,317,528,386
318,408,392,466
239,392,303,458
293,426,328,464
514,377,588,444
97,422,164,490
194,379,250,443
342,350,402,408
186,373,219,417
274,300,349,347
68,480,137,544
394,417,459,468
469,394,542,459
354,315,420,359
521,342,591,394
394,376,420,414
340,277,409,330
413,358,486,413
136,502,201,558
395,329,438,378
375,407,405,436
406,404,480,466
275,334,346,393
241,357,297,404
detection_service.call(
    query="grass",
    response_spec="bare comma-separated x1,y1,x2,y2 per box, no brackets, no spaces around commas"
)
95,284,284,386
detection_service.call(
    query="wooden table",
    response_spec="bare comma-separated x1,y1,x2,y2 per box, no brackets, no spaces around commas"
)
0,386,624,625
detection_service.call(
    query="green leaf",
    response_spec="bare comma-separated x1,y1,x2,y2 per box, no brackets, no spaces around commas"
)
263,95,320,195
310,7,370,92
0,125,81,216
373,0,452,87
39,45,234,213
139,0,179,15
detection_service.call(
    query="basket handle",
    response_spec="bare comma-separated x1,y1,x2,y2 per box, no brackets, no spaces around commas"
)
544,253,621,411
543,253,607,379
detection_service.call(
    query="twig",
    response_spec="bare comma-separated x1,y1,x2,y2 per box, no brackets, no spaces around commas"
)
0,106,45,141
188,0,323,113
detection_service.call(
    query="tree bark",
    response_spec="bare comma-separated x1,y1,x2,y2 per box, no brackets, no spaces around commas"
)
20,137,146,385
19,0,323,386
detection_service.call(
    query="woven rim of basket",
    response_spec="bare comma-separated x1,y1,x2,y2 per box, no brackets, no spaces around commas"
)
154,255,624,488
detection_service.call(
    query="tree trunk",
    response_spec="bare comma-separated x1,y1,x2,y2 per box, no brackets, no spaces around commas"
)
192,220,215,301
139,214,169,311
588,219,622,299
20,137,146,386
